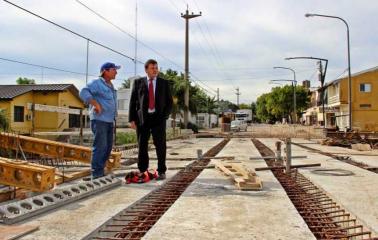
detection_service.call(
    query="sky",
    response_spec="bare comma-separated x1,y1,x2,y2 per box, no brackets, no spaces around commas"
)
0,0,377,104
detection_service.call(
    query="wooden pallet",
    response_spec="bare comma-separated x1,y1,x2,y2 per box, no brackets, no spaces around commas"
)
214,161,262,190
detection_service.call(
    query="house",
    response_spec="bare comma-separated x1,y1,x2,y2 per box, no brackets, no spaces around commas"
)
0,84,85,134
192,113,218,129
307,66,378,131
302,89,322,126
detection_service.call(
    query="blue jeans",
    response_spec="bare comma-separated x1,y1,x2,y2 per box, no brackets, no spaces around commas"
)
90,120,114,178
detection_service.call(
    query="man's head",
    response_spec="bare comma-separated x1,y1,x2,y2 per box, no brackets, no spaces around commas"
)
144,59,159,79
100,62,121,81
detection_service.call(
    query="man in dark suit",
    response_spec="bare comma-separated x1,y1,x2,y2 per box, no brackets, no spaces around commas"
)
129,59,173,180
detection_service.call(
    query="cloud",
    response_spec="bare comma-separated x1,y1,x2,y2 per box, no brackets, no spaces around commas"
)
0,0,377,103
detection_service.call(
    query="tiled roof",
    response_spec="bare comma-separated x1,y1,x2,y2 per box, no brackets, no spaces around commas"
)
0,84,80,100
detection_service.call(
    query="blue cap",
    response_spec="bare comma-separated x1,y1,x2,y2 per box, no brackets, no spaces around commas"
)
100,62,121,75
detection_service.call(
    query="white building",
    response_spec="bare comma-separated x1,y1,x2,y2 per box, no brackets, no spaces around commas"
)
116,88,131,127
116,76,138,127
192,113,218,129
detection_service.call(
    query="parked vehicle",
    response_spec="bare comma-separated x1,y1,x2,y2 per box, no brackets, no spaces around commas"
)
231,120,248,131
235,109,252,124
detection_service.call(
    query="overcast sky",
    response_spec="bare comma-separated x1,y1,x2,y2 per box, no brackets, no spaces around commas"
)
1,0,377,103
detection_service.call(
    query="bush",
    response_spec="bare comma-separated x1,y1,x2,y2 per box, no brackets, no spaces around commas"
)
116,132,137,145
0,110,9,131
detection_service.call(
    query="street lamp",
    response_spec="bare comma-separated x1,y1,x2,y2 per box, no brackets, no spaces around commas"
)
305,13,352,130
285,57,328,127
273,67,297,123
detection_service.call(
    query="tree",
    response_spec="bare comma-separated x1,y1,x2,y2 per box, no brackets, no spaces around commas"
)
218,100,238,112
238,103,251,109
159,69,217,116
255,85,310,123
16,77,35,85
121,79,131,88
251,102,257,122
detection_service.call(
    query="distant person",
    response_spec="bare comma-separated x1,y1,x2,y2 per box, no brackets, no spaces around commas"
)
80,62,119,179
129,59,173,181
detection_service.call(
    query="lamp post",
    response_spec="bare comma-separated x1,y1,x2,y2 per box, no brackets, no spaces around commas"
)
305,13,352,130
285,57,328,128
269,79,297,124
273,67,297,123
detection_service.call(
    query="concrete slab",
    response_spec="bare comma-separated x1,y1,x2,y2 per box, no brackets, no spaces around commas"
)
259,138,378,236
18,138,224,240
143,138,315,240
292,138,378,168
123,138,224,170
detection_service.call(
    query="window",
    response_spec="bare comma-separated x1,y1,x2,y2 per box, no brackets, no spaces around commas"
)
14,106,24,122
360,83,371,92
360,104,371,109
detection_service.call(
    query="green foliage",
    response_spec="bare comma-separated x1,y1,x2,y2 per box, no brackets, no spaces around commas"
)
218,100,238,112
115,132,137,145
159,69,217,115
256,85,309,123
0,110,9,131
121,79,131,88
16,77,35,85
238,103,251,109
251,102,257,122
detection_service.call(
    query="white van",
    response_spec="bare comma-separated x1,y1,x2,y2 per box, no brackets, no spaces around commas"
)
231,120,248,132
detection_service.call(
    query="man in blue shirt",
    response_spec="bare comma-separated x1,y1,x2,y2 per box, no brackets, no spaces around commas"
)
80,62,119,178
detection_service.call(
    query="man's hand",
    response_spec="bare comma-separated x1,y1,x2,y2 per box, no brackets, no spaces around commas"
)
130,121,136,130
90,99,102,114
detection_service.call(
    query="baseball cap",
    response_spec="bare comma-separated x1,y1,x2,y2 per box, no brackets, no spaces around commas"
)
100,62,121,75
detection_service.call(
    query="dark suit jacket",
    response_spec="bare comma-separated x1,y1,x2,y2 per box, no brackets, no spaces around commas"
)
129,77,173,126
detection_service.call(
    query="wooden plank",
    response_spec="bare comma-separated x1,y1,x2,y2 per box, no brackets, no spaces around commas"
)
214,161,262,191
0,225,39,240
54,169,91,184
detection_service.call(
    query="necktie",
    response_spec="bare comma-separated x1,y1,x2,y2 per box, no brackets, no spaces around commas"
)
148,78,155,110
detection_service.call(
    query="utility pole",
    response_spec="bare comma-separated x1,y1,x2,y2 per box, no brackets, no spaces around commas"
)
236,87,241,106
317,60,326,127
181,6,201,127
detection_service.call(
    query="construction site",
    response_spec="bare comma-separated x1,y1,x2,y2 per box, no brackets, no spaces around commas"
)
0,125,376,240
1,1,378,239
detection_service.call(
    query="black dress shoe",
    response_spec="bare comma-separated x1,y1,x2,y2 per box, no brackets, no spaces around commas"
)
156,173,166,180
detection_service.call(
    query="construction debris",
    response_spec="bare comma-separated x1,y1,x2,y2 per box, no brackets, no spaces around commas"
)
320,131,378,150
214,161,262,190
351,143,372,151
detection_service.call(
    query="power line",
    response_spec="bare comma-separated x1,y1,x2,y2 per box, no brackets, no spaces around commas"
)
191,5,236,88
332,68,349,80
0,56,128,82
76,0,218,96
3,0,140,63
0,57,92,76
75,0,185,72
